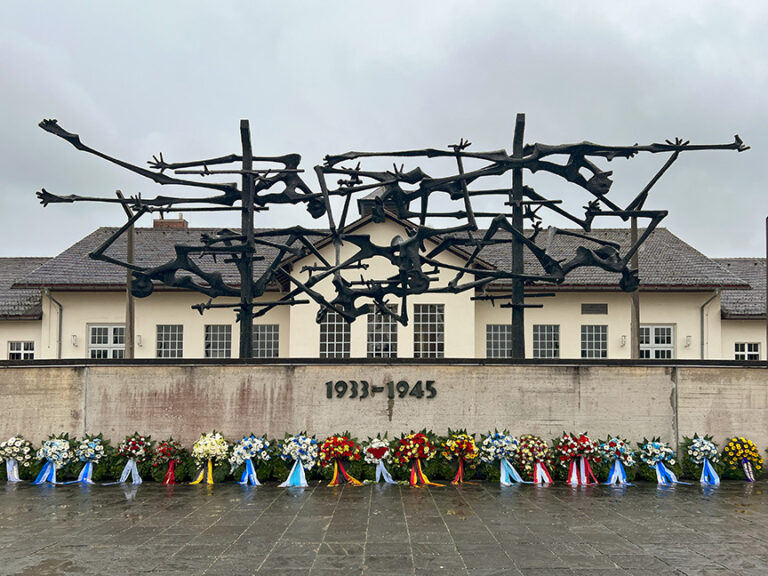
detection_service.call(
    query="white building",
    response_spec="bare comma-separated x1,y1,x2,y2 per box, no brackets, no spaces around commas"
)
0,213,764,361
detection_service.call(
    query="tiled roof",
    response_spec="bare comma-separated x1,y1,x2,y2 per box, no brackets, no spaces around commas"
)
714,258,766,318
15,223,748,293
16,228,296,290
476,227,749,290
0,258,49,319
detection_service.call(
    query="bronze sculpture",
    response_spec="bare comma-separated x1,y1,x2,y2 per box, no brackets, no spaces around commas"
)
37,115,747,358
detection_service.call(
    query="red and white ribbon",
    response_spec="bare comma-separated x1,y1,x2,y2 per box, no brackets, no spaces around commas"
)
567,456,598,485
532,461,553,484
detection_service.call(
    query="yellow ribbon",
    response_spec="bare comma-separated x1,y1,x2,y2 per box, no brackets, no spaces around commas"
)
416,459,444,487
190,459,215,485
329,461,340,487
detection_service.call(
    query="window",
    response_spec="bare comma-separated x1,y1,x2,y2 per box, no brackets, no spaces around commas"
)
253,324,279,358
205,325,231,358
581,325,607,358
486,324,512,358
533,325,560,359
414,304,444,358
319,311,350,358
156,325,183,358
735,342,760,361
581,303,608,315
8,341,34,360
88,325,125,359
640,325,674,359
367,306,398,358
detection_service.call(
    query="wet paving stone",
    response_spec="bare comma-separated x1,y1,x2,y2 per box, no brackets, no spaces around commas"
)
0,481,767,575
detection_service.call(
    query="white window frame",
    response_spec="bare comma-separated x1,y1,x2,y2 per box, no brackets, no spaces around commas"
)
252,324,280,358
367,306,398,358
639,325,675,359
204,325,232,359
8,341,34,360
414,304,445,359
156,324,184,358
581,324,607,359
533,324,560,359
88,324,125,359
319,311,350,359
486,324,512,359
735,342,760,361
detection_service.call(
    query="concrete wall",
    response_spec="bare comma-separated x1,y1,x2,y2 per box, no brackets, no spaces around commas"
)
1,363,765,450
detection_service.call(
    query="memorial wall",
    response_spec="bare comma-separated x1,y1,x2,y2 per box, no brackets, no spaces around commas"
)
1,363,765,449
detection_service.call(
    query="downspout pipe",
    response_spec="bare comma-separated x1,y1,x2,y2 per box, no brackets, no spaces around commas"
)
700,289,721,360
44,288,63,359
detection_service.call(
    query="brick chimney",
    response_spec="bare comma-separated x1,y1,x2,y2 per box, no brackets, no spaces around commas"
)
153,213,188,229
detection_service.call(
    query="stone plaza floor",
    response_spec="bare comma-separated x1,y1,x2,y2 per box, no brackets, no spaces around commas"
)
1,481,767,576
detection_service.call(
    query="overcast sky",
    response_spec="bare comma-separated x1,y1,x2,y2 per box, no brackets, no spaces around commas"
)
1,1,766,259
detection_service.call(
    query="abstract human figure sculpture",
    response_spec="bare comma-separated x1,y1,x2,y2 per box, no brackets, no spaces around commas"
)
37,115,747,357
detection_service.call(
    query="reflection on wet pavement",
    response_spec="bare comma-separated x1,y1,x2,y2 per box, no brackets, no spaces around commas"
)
1,481,766,575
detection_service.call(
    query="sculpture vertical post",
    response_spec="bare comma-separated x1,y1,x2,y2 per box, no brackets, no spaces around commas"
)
116,190,135,359
239,120,254,359
510,113,526,359
630,217,640,359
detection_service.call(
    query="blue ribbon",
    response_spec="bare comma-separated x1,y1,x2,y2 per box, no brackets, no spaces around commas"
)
605,459,632,486
700,458,720,486
500,458,528,485
279,460,307,488
375,461,397,484
654,461,690,485
239,458,261,486
77,461,94,485
32,460,56,485
54,461,98,486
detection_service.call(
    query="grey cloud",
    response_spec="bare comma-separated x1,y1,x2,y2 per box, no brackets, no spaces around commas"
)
0,0,765,257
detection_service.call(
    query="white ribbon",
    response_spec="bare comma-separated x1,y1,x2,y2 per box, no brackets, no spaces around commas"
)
119,458,142,484
742,459,756,482
279,459,307,488
6,459,21,483
375,461,396,484
77,461,95,484
533,461,552,485
500,458,525,486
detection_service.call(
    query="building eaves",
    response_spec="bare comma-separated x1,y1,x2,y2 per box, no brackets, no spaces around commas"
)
714,258,766,319
0,257,50,319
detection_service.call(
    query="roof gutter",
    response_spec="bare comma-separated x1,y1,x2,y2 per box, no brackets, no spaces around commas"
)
43,288,63,359
700,289,721,360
